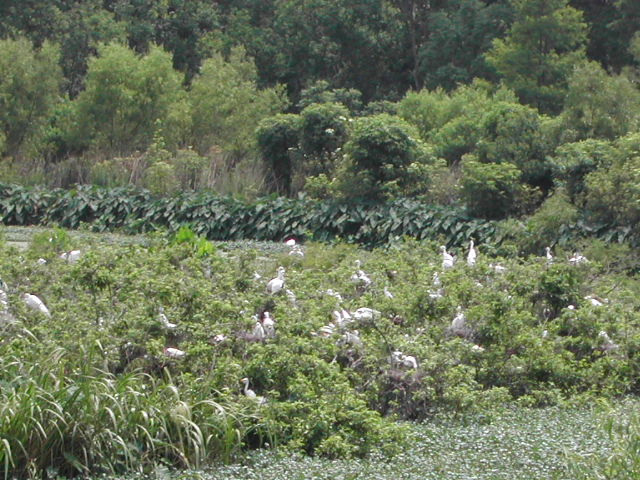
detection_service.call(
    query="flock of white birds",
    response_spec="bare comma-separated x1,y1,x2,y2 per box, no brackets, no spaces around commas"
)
0,236,618,405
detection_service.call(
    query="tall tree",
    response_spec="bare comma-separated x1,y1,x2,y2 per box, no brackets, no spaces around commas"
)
0,38,63,158
486,0,587,113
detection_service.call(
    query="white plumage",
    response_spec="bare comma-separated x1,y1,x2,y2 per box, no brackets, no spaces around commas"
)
262,311,276,338
440,246,454,270
164,347,186,359
467,240,477,266
158,307,177,329
351,260,372,288
353,307,380,321
390,351,418,369
266,267,286,294
23,293,51,317
450,306,466,336
241,377,267,404
60,250,82,263
545,247,553,263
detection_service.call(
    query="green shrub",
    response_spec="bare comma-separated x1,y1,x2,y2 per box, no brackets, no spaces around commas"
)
460,158,522,219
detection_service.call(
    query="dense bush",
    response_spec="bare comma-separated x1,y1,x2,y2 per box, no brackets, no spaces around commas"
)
1,225,639,477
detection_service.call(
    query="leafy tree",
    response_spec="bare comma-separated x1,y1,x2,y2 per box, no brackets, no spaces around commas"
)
486,0,588,113
338,114,429,200
70,43,185,155
159,0,219,79
550,139,616,203
419,0,513,90
461,158,523,219
558,61,640,142
256,114,301,194
297,80,363,113
0,38,63,159
583,132,640,228
56,2,126,97
188,47,287,160
476,102,552,191
299,103,349,170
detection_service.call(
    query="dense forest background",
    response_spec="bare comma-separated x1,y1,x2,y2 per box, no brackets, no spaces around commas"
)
2,0,640,240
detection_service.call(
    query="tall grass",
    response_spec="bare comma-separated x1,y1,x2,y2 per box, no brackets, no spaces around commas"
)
0,343,269,479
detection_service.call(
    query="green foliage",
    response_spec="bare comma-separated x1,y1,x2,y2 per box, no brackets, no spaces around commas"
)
339,114,429,200
582,133,640,229
486,0,588,113
256,114,301,195
0,183,499,248
189,47,287,159
0,38,63,159
460,159,522,219
70,43,185,155
566,406,640,479
550,139,616,203
1,223,639,477
558,61,640,142
523,189,579,253
299,102,349,170
476,102,552,191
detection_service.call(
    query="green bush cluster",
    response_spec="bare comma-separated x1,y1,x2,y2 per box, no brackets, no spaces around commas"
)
1,227,639,477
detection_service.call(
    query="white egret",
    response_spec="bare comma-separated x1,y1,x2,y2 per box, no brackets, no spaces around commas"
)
164,347,186,359
545,247,553,263
23,293,51,317
158,307,177,329
241,377,267,404
266,267,286,294
252,316,266,340
262,312,276,338
449,306,466,336
60,250,82,263
289,245,304,257
440,246,454,270
585,295,605,307
353,307,380,321
467,240,477,266
351,260,372,289
598,331,619,352
569,253,589,265
384,286,394,299
337,330,362,348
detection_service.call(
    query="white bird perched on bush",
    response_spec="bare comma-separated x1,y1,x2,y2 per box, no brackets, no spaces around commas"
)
325,289,343,303
285,289,298,308
262,311,276,338
467,240,477,266
585,295,605,307
252,316,266,340
449,306,466,337
23,293,51,317
598,331,619,352
353,307,381,322
351,260,372,288
545,247,554,263
337,330,362,348
37,258,47,265
490,263,506,273
241,377,267,404
289,245,304,257
164,347,186,359
158,307,177,329
316,322,336,337
390,350,418,369
440,246,454,270
284,238,297,247
569,253,589,265
60,250,82,263
384,286,394,299
266,267,286,294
